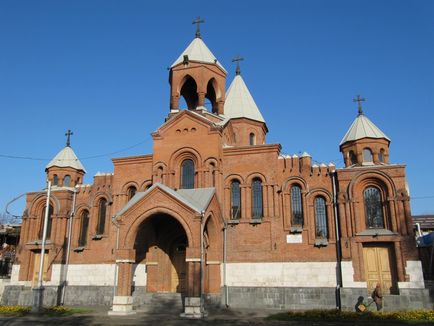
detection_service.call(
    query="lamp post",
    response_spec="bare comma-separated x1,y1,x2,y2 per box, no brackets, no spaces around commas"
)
31,180,52,313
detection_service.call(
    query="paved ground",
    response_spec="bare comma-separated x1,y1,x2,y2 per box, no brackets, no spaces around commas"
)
0,307,432,326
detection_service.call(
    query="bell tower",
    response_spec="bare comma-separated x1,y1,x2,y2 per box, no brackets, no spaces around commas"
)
169,17,227,115
45,130,86,187
340,96,391,167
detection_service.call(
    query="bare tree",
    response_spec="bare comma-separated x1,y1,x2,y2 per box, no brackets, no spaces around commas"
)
0,211,20,225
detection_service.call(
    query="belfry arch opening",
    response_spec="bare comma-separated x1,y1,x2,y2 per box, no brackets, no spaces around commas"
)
134,213,188,293
205,78,218,113
180,75,198,110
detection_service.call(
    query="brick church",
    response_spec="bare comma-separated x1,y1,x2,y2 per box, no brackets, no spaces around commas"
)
4,25,431,314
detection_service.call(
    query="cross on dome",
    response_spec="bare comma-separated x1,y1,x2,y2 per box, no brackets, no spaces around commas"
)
353,95,366,116
65,129,73,147
192,16,205,39
232,55,244,75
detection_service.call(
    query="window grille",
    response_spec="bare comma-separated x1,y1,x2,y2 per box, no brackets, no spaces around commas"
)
291,185,303,226
78,210,89,247
39,205,53,239
181,159,195,189
231,180,241,219
96,199,107,235
364,187,384,228
252,178,263,218
315,197,328,238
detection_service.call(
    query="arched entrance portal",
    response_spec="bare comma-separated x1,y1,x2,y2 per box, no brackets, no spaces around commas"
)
135,213,188,293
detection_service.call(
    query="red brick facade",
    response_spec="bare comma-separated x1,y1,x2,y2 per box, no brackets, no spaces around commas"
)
12,34,424,313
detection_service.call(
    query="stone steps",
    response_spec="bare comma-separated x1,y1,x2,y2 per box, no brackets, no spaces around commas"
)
134,293,184,314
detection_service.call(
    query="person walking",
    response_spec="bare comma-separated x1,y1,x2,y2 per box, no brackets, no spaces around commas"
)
372,283,383,311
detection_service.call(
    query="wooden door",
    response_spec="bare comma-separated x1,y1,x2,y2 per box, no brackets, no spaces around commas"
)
32,253,48,287
170,245,186,293
363,245,397,294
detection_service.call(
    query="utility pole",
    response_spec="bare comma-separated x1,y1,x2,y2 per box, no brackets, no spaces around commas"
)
31,180,52,313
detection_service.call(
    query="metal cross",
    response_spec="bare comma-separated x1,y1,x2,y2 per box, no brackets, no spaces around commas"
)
65,129,73,147
232,55,244,75
353,95,366,115
192,17,205,38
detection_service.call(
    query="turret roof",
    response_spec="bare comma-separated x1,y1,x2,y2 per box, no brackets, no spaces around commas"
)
171,38,226,73
223,74,265,123
46,146,86,172
340,113,390,145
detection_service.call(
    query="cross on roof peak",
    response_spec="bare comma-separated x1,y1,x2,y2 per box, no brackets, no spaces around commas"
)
192,16,205,39
353,95,366,116
65,129,73,147
232,55,244,75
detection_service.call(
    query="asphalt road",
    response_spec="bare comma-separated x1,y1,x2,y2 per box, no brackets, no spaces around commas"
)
0,308,433,326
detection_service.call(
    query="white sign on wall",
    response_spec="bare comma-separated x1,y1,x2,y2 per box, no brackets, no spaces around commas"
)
286,234,302,243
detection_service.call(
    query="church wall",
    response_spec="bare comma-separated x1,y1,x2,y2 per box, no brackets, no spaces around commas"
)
224,262,337,287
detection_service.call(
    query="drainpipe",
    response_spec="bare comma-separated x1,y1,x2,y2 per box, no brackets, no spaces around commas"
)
200,210,205,315
223,221,229,307
331,170,342,311
60,185,78,305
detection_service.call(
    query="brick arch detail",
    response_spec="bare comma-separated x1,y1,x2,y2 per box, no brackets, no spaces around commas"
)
139,179,153,191
29,193,60,216
348,170,396,200
169,147,203,170
224,174,244,186
282,176,308,193
245,172,267,184
307,188,333,203
121,207,195,250
90,192,113,207
121,181,140,194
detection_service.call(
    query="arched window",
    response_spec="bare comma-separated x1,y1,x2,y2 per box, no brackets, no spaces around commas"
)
231,180,241,219
291,185,304,226
53,175,59,186
363,148,373,162
349,151,357,165
378,149,385,163
210,162,216,187
39,205,53,239
127,186,137,200
96,198,107,235
364,187,384,228
314,197,328,238
249,133,256,145
251,178,263,218
78,210,89,247
181,159,195,189
63,175,71,187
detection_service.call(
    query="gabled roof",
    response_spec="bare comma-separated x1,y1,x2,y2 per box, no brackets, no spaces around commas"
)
171,38,226,73
224,74,265,123
46,146,86,172
154,109,221,136
340,113,390,146
115,183,215,218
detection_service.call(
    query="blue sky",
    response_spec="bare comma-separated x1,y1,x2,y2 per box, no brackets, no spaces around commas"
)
1,0,433,218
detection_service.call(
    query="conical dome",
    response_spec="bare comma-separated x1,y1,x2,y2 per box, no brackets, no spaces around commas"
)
171,38,226,73
340,113,390,146
46,146,86,172
224,74,265,123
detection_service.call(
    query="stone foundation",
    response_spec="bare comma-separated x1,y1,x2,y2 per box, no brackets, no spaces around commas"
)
2,285,432,311
1,285,113,306
224,286,434,311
